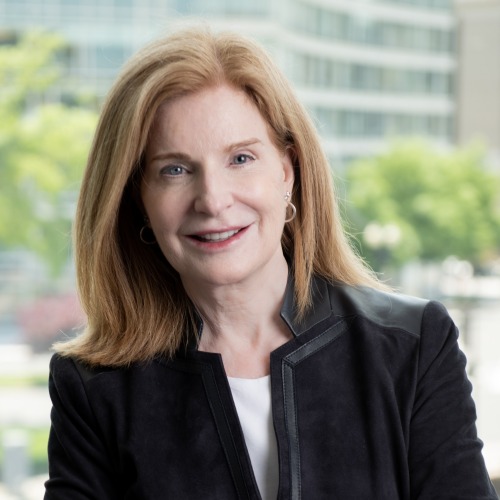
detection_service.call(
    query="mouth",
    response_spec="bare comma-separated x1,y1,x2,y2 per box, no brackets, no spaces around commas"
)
190,228,243,243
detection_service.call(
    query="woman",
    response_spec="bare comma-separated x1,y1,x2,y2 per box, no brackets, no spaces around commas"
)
45,27,497,499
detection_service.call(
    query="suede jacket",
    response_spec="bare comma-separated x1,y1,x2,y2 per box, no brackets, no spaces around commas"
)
44,276,498,499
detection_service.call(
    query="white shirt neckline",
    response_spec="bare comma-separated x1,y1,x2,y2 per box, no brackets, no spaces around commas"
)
227,375,279,500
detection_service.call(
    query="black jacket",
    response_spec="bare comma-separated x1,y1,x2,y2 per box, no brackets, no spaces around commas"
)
45,277,498,499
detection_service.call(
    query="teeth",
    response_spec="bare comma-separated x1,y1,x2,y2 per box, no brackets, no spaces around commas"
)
199,229,240,241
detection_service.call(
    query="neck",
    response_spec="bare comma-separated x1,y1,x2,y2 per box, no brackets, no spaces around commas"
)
182,255,292,377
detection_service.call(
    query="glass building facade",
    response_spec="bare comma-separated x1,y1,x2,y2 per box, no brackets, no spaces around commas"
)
0,0,456,166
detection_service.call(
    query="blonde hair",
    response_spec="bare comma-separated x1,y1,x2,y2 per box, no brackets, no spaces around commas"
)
55,27,381,366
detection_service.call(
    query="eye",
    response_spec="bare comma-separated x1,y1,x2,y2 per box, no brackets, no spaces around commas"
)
231,153,255,166
160,164,188,177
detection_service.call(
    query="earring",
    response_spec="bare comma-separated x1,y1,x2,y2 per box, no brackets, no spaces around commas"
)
139,217,156,245
284,191,297,223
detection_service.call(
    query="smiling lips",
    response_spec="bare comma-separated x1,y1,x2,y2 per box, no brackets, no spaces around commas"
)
191,228,242,242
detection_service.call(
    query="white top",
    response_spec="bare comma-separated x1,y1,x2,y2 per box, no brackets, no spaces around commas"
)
227,375,279,500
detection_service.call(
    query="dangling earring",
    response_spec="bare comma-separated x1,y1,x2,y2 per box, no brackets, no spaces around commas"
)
284,191,297,223
139,217,156,245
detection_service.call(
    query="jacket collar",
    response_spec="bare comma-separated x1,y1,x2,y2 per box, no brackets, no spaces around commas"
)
280,273,332,337
190,273,333,349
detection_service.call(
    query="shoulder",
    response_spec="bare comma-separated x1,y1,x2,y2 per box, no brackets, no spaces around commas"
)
321,279,462,378
50,353,113,384
48,355,138,409
48,354,188,403
285,274,453,341
320,277,452,338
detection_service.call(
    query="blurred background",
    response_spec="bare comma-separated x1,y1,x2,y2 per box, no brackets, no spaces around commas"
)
1,0,499,498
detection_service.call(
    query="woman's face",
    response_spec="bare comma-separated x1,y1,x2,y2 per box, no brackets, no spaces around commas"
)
141,84,294,290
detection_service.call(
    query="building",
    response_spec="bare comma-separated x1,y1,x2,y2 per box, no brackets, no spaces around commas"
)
455,0,500,167
0,0,456,168
284,0,456,167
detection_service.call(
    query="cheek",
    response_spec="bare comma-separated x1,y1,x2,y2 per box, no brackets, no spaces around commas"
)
151,210,181,235
247,185,286,226
142,194,181,234
244,169,286,200
264,191,286,221
242,186,282,221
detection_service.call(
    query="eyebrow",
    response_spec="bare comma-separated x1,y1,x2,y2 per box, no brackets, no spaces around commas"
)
224,138,263,153
149,138,263,163
150,151,191,163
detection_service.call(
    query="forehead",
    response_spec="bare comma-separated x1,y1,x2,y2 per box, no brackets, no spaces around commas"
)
148,85,274,151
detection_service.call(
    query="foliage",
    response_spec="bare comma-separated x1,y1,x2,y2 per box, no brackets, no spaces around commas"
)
0,373,48,388
0,32,97,275
346,140,500,270
0,426,49,476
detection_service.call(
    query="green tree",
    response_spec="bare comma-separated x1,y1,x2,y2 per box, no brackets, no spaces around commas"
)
346,140,500,270
0,32,97,275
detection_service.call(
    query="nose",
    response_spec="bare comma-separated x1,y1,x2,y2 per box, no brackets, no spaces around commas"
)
193,170,233,216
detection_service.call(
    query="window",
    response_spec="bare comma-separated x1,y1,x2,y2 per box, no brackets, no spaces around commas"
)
172,0,268,16
293,1,454,53
294,52,452,96
311,107,452,139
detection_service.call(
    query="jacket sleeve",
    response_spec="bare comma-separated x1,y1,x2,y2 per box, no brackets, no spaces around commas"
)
408,301,498,499
44,354,119,500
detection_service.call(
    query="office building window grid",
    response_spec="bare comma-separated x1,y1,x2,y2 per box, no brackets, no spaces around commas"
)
311,107,452,139
373,0,451,9
290,53,453,95
0,0,456,161
292,1,454,54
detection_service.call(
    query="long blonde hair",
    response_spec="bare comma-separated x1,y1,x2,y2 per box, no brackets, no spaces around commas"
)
55,27,381,366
